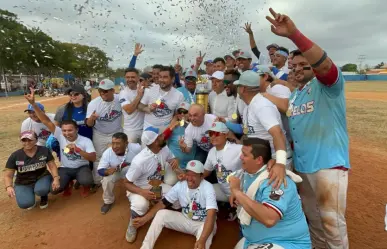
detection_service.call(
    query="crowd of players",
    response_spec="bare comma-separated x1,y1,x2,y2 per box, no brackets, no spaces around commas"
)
4,9,350,249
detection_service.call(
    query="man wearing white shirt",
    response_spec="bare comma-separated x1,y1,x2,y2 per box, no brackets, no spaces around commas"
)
224,70,246,122
24,91,96,197
21,103,55,147
98,132,142,214
138,66,185,132
133,160,218,249
203,122,242,202
119,68,145,143
208,71,235,121
86,79,123,188
124,126,179,243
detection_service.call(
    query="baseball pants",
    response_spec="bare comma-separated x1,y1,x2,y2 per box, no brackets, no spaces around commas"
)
92,130,114,185
101,167,129,205
123,128,142,144
298,169,349,249
234,238,284,249
127,183,173,216
141,210,217,249
213,183,229,202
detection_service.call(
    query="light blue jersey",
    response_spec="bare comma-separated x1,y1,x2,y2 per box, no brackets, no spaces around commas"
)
167,124,196,169
241,173,311,249
288,69,350,173
271,67,288,81
177,87,196,104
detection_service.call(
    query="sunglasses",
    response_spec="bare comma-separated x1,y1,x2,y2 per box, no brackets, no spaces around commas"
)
177,109,188,115
208,131,224,137
69,92,81,97
98,89,110,94
21,138,34,142
223,80,234,85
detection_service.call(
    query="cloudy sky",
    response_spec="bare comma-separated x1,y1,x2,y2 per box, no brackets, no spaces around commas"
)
1,0,385,70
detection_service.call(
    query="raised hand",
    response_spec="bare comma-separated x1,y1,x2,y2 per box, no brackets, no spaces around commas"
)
243,22,253,35
196,51,206,66
24,87,36,104
134,43,144,56
137,84,145,97
266,8,297,37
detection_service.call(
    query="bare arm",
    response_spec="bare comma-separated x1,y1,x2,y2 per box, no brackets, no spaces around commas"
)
30,103,56,133
262,93,289,114
268,125,286,152
47,160,59,177
137,103,152,114
197,209,217,242
78,150,96,162
141,201,166,223
123,94,143,115
3,169,15,189
124,179,145,196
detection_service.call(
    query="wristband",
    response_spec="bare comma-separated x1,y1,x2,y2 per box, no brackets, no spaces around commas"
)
311,51,327,68
289,29,314,53
275,150,287,165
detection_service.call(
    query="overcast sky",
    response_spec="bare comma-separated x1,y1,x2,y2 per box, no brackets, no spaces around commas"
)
1,0,385,70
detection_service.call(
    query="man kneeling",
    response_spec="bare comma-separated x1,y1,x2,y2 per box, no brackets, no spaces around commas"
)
229,137,311,249
133,160,218,249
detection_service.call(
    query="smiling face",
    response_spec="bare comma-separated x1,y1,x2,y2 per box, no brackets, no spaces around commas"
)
186,170,202,189
159,71,173,90
111,137,128,155
125,71,139,89
292,55,315,84
61,123,78,142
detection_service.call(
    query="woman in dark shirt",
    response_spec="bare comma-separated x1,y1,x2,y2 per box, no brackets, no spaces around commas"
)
4,130,60,210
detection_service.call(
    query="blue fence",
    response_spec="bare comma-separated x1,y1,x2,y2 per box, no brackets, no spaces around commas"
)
343,75,387,81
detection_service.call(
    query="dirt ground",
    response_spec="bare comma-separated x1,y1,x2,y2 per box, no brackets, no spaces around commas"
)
0,82,386,249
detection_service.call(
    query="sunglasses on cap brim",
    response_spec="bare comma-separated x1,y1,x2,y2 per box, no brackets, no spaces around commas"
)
177,109,188,114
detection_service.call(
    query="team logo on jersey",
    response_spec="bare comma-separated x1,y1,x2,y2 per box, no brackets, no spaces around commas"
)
291,101,315,117
119,98,126,104
38,129,51,140
147,168,164,182
269,189,284,201
247,125,255,134
38,155,47,161
197,133,212,151
182,200,206,222
99,109,122,122
215,164,233,183
16,161,24,166
153,100,172,118
63,149,82,161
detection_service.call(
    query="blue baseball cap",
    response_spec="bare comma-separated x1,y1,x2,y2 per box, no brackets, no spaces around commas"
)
24,102,45,112
204,60,213,65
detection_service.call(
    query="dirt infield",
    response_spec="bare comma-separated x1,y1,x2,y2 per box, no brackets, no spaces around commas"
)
0,84,387,249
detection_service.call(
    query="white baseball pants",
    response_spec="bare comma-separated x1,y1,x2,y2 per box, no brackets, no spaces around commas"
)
127,183,172,216
92,130,113,185
141,210,217,249
102,167,129,204
123,128,143,144
213,183,229,202
234,238,284,249
298,169,349,249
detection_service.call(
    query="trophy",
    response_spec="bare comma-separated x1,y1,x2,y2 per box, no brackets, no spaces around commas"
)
196,75,210,113
148,179,163,205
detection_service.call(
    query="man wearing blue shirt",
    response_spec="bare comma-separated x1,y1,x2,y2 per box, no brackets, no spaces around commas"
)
177,69,197,104
266,8,350,249
271,47,289,81
229,137,311,249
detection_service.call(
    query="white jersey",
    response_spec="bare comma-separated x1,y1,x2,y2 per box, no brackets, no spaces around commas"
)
243,93,291,159
21,113,55,146
140,84,184,129
204,142,243,196
86,95,123,135
235,95,247,120
97,143,141,170
208,90,235,120
53,127,96,169
119,87,144,132
184,114,216,152
125,145,175,189
165,180,218,222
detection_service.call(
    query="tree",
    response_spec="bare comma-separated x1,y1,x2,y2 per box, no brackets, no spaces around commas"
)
375,62,385,69
341,63,357,72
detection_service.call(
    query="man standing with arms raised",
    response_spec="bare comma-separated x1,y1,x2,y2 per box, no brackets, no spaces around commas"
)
86,79,123,190
138,66,184,132
266,8,350,249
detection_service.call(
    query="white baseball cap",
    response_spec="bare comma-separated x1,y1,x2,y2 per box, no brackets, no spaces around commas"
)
178,102,190,111
208,122,229,133
141,126,160,146
186,160,204,174
237,50,253,60
210,71,224,80
98,79,115,90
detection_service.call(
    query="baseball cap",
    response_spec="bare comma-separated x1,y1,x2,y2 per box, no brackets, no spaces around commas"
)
224,54,235,60
65,84,85,95
237,50,252,60
210,71,224,80
98,79,115,90
20,130,36,141
141,126,160,146
140,72,152,80
266,43,279,50
204,60,213,65
24,102,44,112
186,160,204,174
184,69,198,79
255,66,276,78
233,70,260,87
208,122,229,133
178,102,190,111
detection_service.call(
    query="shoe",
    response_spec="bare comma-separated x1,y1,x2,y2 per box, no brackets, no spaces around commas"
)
63,181,74,197
90,184,101,194
125,220,137,243
100,203,113,214
73,181,81,190
80,186,90,197
39,196,48,209
27,201,36,210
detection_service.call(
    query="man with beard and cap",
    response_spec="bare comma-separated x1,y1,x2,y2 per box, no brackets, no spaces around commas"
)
208,71,235,121
98,132,141,214
124,126,179,243
21,102,55,147
138,66,185,132
177,69,198,104
86,79,123,191
119,68,145,143
133,160,218,249
272,47,290,80
266,8,350,248
224,70,246,122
